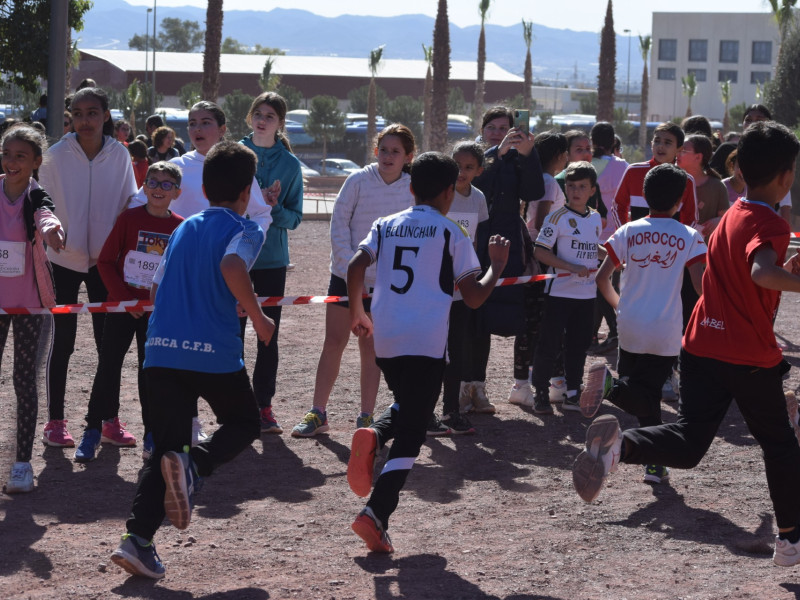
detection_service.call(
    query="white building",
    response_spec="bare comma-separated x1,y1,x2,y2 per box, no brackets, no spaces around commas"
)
649,12,780,123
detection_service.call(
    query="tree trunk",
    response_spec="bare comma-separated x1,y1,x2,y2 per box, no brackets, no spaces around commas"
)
430,0,450,152
423,63,433,152
202,0,224,102
366,78,376,164
473,25,486,136
638,63,648,150
523,50,532,110
596,0,616,122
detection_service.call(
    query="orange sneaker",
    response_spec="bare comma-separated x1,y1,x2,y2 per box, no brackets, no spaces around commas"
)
347,428,378,497
352,507,393,553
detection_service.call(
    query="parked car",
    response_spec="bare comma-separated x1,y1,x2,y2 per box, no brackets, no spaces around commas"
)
298,159,320,178
316,158,361,176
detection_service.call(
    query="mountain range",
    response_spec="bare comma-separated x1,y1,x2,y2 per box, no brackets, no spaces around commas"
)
79,0,646,91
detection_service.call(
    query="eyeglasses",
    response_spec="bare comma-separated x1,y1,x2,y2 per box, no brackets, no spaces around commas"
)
63,121,71,127
145,178,179,191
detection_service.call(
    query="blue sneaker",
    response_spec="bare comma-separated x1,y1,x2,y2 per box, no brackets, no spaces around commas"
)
291,408,329,438
73,428,101,463
356,412,373,429
142,432,155,461
110,533,165,579
161,447,202,530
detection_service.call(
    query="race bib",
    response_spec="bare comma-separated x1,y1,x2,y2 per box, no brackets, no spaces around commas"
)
0,240,25,277
123,250,162,289
447,211,478,240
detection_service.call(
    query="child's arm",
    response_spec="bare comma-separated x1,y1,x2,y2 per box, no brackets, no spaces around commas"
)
534,246,590,277
688,262,704,296
458,235,510,308
534,201,553,232
347,249,373,337
751,246,800,293
220,254,276,344
595,256,619,309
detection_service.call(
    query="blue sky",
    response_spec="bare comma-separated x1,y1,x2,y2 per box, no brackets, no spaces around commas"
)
126,0,773,34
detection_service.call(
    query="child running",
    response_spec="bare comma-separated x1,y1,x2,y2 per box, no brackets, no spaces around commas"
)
39,87,138,448
0,124,64,492
291,124,415,437
74,162,184,463
586,163,706,484
110,141,273,579
572,121,800,568
345,151,509,553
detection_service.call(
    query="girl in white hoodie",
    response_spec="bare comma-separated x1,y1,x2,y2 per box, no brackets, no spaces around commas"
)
290,124,415,438
39,87,137,448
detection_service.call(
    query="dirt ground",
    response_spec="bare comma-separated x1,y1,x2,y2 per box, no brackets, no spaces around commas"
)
4,219,800,599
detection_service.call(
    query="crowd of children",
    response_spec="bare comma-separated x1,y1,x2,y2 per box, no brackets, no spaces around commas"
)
3,88,800,576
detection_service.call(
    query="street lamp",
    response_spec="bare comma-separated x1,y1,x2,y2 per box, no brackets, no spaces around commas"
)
151,0,157,114
145,8,152,98
624,28,631,118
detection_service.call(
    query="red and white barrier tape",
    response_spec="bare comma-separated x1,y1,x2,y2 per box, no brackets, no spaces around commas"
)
0,271,580,315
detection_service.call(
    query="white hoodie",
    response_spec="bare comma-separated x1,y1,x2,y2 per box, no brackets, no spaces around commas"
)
129,150,273,233
39,134,137,272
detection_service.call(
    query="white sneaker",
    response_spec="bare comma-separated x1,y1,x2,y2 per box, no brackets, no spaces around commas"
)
508,383,535,406
192,417,208,447
6,461,34,493
458,382,474,414
572,415,622,503
470,381,496,414
549,376,567,403
662,370,680,402
774,535,800,566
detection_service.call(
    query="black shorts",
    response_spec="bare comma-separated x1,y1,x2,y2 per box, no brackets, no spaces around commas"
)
328,274,372,311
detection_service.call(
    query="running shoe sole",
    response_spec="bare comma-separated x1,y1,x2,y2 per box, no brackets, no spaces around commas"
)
573,414,620,502
580,363,609,418
347,428,377,497
161,452,192,530
351,514,394,553
786,392,800,445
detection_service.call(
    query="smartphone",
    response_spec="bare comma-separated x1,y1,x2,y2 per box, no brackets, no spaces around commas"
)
514,109,530,134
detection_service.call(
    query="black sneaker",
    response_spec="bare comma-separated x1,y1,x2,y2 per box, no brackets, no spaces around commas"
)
643,464,670,484
426,414,451,436
533,389,554,415
441,412,476,435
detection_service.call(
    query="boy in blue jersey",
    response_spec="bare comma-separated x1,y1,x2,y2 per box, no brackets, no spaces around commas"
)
110,141,274,579
345,152,509,553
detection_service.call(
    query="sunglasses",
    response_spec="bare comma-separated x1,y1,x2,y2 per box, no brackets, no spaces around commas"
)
146,178,179,191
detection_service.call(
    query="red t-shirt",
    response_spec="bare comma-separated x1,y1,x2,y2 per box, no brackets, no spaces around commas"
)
683,198,789,367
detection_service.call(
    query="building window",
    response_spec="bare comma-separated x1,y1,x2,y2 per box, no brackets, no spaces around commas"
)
659,39,677,61
718,70,738,83
688,68,707,82
688,39,708,62
719,40,739,63
752,41,773,64
658,68,676,81
751,71,771,84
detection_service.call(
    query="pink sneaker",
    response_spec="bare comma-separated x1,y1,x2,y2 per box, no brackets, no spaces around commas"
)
101,417,137,446
42,419,75,447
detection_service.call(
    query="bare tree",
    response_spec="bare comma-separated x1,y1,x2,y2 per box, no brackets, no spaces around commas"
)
430,0,450,152
472,0,492,135
202,0,223,101
596,0,616,122
422,44,434,152
522,20,533,111
638,34,651,150
366,45,385,164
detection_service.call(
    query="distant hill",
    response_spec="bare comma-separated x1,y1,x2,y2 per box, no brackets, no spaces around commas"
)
79,0,645,90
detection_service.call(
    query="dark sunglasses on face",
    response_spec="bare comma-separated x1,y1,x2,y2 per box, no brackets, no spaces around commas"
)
146,178,179,191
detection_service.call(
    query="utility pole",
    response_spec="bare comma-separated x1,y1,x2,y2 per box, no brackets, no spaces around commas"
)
151,0,157,114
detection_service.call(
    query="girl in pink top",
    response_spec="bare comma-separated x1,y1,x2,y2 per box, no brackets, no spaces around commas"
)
0,124,64,493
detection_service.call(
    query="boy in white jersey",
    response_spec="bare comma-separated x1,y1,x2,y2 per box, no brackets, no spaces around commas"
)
583,163,706,484
345,152,509,553
531,161,602,414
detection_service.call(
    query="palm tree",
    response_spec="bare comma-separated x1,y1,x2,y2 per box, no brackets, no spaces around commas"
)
596,0,616,122
472,0,492,135
768,0,798,62
522,19,533,111
681,72,698,117
720,79,732,134
430,0,450,152
638,34,651,150
125,79,144,134
422,44,433,152
259,56,281,91
306,95,346,173
202,0,223,101
366,45,385,164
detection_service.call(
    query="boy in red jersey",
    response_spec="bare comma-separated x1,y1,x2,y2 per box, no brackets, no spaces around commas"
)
572,121,800,568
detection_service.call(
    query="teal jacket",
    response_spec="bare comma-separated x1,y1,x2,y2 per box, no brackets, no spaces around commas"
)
240,135,304,269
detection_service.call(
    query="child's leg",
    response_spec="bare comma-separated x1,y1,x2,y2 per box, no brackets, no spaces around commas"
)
10,316,43,462
358,327,381,415
367,356,445,529
85,313,137,430
311,303,353,410
613,349,675,427
85,265,108,353
133,315,150,434
531,296,568,392
442,300,468,415
250,266,286,410
513,284,544,381
563,298,595,393
46,264,83,420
